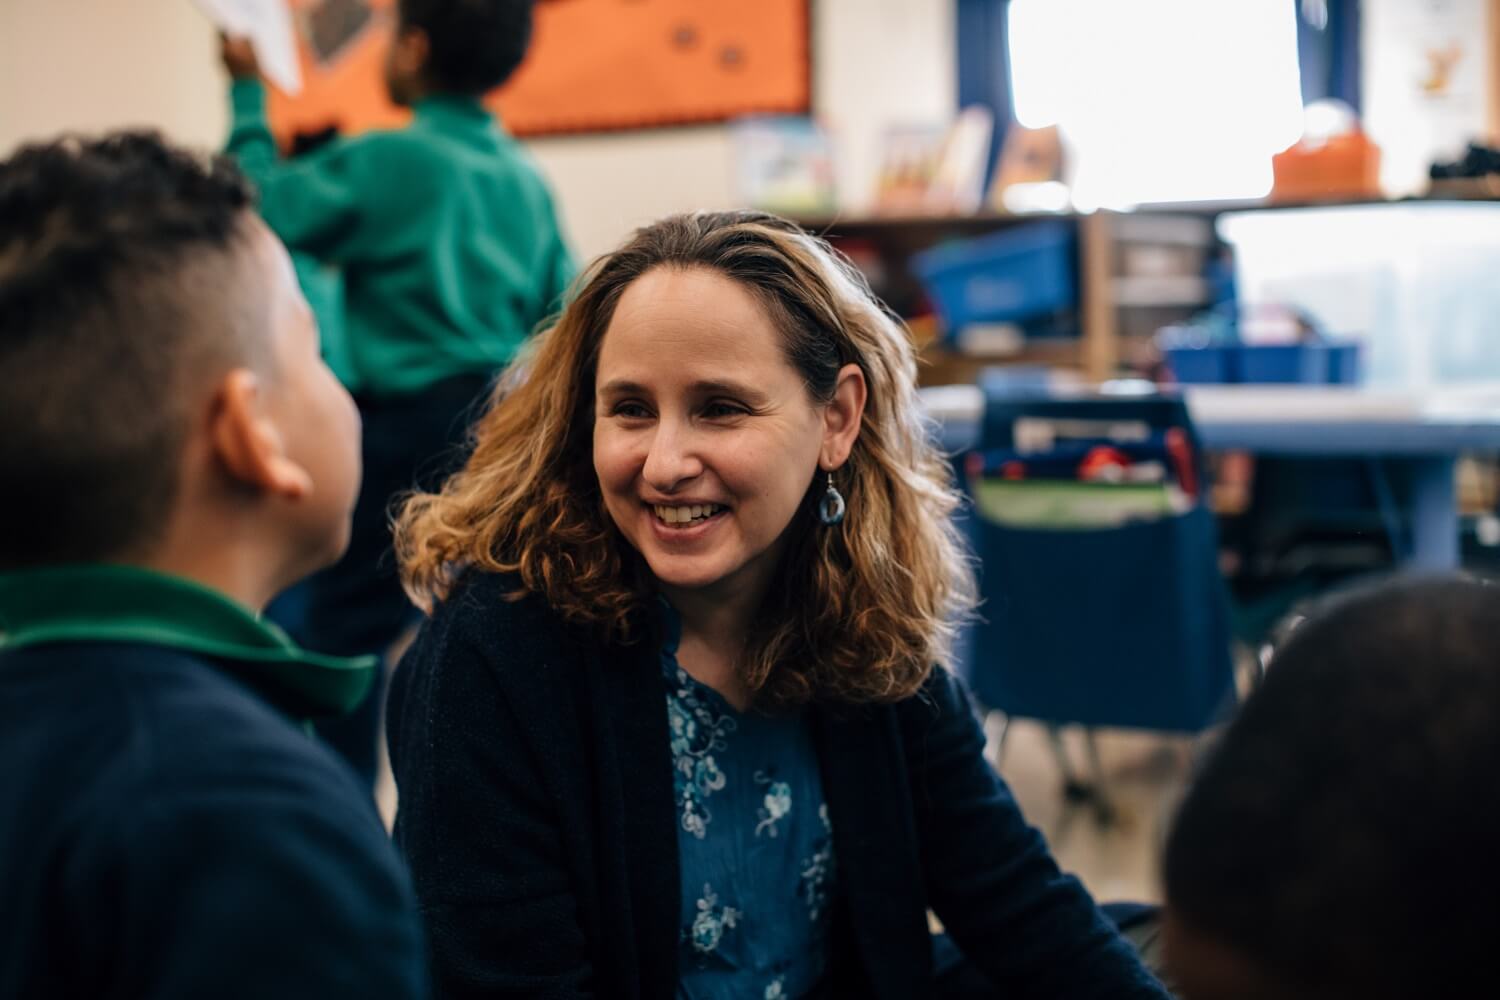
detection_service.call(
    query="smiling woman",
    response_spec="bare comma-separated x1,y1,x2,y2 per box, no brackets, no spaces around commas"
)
396,210,961,710
592,267,863,684
386,211,1172,1000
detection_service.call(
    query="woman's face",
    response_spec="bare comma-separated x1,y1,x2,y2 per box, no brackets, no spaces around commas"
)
592,266,829,606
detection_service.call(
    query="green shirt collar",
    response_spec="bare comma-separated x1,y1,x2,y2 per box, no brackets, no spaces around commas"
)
0,565,376,718
413,94,500,132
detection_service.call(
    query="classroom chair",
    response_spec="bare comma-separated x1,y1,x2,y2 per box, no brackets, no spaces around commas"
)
963,391,1237,823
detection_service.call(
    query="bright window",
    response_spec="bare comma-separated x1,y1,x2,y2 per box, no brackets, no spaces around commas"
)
1007,0,1305,209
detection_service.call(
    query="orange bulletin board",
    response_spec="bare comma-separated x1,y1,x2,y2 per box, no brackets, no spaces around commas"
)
268,0,811,141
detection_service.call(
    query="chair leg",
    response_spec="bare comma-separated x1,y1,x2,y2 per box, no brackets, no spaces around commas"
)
1047,725,1091,804
1083,728,1117,827
1050,726,1118,827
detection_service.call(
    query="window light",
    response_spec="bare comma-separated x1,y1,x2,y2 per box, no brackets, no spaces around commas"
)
1008,0,1305,209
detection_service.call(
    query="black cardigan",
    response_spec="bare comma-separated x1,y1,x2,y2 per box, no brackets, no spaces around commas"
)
387,571,1168,999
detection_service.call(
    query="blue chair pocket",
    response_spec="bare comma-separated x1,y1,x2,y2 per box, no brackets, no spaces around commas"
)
969,505,1234,732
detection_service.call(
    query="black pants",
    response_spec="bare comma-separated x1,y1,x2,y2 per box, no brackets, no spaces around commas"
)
268,374,493,783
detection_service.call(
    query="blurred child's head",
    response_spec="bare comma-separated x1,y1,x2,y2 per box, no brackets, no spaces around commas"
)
0,132,360,599
1163,575,1500,1000
385,0,535,105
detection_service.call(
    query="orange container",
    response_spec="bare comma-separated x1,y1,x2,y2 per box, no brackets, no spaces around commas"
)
1271,131,1382,203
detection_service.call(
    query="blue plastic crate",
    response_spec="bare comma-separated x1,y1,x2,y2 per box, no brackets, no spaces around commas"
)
1326,341,1361,384
1165,345,1236,384
911,221,1076,335
1237,344,1331,384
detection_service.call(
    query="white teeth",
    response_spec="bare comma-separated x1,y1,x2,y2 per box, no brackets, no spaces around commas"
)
653,504,721,525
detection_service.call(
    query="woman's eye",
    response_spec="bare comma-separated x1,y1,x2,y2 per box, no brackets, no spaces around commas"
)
612,401,652,419
703,401,747,419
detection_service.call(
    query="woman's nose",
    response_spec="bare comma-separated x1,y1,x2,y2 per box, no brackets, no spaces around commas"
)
642,420,705,493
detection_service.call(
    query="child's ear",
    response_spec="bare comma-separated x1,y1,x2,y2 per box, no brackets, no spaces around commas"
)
391,25,431,78
209,369,314,499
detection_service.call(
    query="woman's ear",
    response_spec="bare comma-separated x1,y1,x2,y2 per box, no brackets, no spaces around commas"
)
820,363,867,471
208,368,315,499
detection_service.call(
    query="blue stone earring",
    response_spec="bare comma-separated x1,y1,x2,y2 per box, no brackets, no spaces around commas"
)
819,472,846,526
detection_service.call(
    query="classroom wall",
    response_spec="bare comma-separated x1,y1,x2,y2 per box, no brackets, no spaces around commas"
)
533,0,955,258
0,1,229,156
1362,0,1495,195
0,0,956,260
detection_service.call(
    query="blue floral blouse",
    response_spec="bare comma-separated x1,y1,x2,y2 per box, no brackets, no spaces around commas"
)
660,605,837,1000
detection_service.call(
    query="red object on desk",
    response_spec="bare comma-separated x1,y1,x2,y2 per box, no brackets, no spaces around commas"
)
965,452,984,482
1165,428,1199,499
1078,446,1131,482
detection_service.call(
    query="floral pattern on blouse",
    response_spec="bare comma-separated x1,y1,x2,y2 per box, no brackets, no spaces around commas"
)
661,600,837,1000
798,804,836,924
755,772,793,838
689,884,741,955
668,665,737,839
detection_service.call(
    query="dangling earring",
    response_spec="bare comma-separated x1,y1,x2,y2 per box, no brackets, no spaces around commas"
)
819,471,846,525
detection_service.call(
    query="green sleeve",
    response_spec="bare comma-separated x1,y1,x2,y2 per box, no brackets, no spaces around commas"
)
224,78,370,262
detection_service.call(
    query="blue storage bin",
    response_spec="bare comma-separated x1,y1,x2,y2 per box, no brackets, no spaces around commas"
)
1165,345,1236,384
911,221,1076,334
1326,341,1361,384
978,364,1055,396
1237,344,1330,384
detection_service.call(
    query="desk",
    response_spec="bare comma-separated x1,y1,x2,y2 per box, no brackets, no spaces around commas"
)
921,384,1500,571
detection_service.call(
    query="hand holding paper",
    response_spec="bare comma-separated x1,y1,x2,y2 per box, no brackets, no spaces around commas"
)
220,34,261,80
193,0,302,95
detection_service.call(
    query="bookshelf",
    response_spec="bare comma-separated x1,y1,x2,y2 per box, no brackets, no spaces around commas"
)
798,192,1500,386
796,207,1218,384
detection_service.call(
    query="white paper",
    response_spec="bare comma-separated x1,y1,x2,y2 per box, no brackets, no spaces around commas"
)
193,0,303,95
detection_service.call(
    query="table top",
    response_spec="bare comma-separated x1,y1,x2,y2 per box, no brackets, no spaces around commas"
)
921,383,1500,456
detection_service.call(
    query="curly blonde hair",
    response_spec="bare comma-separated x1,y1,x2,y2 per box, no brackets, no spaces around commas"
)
397,211,975,707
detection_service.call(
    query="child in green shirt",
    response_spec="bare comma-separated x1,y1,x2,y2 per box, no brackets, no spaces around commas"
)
221,0,575,780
